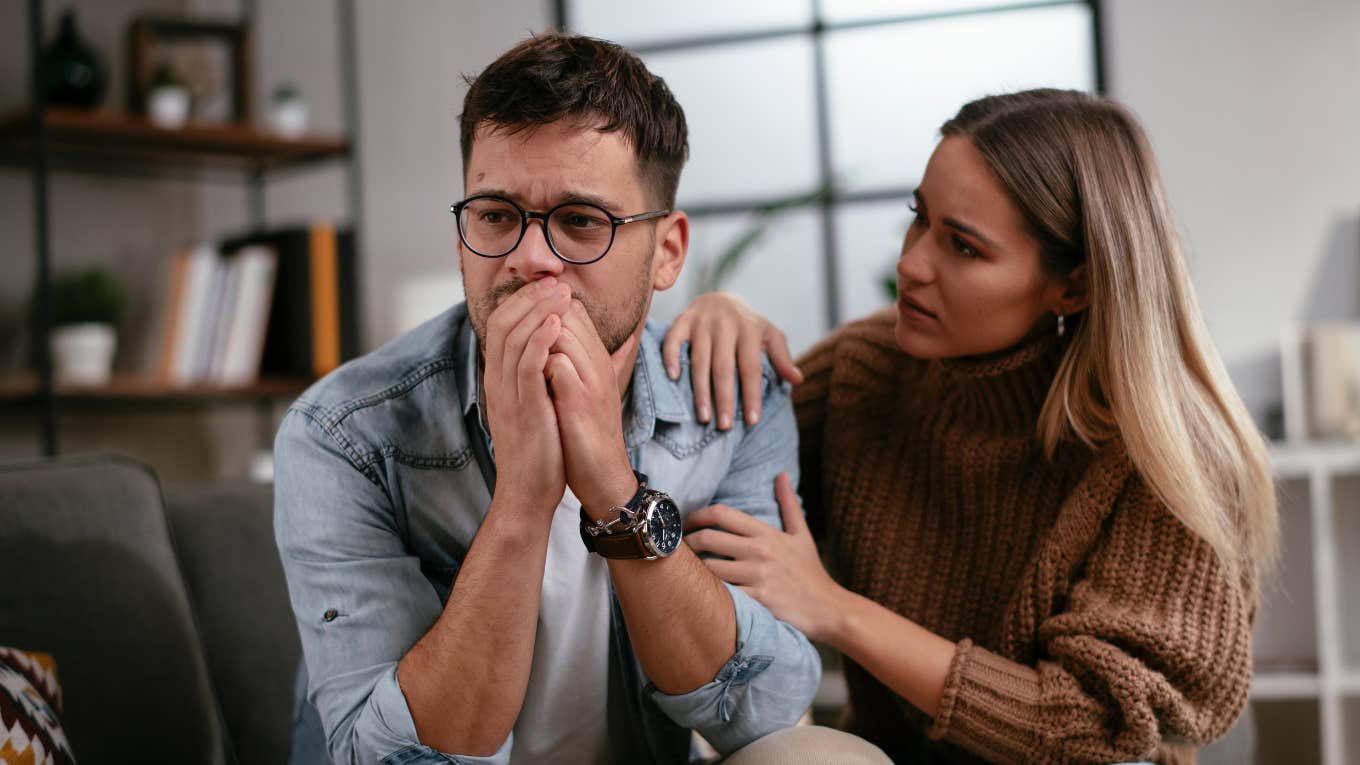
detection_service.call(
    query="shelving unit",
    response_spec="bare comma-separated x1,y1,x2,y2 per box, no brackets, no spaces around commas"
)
1253,441,1360,765
12,0,362,463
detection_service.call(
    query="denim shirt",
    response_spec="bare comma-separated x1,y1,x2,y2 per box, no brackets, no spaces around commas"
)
273,303,821,765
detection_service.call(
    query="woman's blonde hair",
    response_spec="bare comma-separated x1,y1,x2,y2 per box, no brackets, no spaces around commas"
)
941,89,1277,576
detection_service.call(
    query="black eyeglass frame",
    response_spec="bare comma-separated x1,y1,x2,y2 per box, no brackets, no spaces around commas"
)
449,194,672,265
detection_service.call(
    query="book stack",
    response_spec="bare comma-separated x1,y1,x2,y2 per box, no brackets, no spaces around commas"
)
157,221,358,387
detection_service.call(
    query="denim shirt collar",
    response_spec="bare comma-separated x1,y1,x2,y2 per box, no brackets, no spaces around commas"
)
454,319,480,420
453,317,692,452
628,320,693,441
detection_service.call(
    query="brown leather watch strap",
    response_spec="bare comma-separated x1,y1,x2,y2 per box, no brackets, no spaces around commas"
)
588,530,653,559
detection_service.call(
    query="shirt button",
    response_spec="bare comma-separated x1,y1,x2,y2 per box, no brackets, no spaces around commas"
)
323,608,339,622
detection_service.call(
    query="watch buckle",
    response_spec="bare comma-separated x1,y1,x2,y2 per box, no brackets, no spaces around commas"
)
584,505,636,537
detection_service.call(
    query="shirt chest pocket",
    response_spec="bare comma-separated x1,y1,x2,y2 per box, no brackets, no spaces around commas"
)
637,424,737,517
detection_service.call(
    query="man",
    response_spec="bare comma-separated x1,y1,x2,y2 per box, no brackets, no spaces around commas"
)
274,33,822,764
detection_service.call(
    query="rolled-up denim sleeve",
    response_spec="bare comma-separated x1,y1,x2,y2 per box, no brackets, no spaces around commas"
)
274,406,511,765
650,371,821,754
650,583,821,754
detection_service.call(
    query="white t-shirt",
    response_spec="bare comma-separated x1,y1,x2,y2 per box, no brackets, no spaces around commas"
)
509,486,612,765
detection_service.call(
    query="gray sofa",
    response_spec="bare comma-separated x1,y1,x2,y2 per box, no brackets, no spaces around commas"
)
0,454,299,765
0,453,1258,765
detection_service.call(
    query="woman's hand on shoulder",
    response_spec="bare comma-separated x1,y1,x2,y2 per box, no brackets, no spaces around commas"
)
661,291,803,431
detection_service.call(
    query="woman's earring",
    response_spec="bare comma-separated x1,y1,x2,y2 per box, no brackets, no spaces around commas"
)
1057,312,1066,338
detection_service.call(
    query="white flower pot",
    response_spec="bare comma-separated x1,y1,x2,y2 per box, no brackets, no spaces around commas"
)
149,85,190,129
51,323,116,386
269,98,309,137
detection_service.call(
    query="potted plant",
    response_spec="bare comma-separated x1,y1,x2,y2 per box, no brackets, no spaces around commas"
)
269,82,309,137
39,267,127,386
147,64,190,129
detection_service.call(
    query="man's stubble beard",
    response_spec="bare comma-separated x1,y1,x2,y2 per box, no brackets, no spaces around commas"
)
463,236,656,358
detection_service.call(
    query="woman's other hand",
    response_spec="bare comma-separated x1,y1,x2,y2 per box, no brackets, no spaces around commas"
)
662,292,804,430
684,473,843,643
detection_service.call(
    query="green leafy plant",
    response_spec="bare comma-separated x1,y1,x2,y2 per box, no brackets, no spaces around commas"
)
881,266,898,301
41,266,127,326
879,212,915,301
149,63,182,90
272,82,302,103
692,183,834,297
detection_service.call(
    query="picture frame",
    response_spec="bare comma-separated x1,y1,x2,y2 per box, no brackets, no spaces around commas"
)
127,17,253,124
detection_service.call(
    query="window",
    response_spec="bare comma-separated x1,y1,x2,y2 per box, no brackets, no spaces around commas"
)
566,0,1101,353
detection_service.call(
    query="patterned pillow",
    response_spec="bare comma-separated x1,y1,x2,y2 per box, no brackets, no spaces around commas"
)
0,646,75,765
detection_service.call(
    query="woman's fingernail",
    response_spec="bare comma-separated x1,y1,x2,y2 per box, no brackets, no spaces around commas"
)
719,413,732,430
668,365,678,380
698,404,710,422
747,408,760,425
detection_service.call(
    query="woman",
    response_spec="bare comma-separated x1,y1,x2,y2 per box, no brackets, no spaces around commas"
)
665,89,1276,764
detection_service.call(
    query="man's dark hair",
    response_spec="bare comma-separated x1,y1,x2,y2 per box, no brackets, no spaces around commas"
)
460,33,689,208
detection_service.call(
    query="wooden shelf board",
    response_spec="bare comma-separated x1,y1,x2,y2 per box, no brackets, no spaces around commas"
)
0,107,349,173
0,374,311,405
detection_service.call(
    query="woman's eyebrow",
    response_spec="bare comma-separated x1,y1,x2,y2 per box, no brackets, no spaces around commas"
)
942,215,998,248
918,188,998,247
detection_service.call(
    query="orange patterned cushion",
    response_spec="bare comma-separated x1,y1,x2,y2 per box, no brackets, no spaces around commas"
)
0,647,74,765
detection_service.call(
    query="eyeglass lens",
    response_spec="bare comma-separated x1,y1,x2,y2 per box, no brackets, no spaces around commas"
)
458,197,615,263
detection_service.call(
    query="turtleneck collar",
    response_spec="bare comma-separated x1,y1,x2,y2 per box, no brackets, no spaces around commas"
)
929,332,1066,435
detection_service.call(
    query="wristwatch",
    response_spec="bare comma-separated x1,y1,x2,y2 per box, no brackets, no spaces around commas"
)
579,471,683,560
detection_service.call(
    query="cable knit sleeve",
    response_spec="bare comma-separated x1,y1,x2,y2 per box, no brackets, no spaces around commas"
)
926,466,1256,764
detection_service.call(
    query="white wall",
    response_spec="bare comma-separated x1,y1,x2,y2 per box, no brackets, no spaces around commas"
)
353,0,552,347
1103,0,1360,427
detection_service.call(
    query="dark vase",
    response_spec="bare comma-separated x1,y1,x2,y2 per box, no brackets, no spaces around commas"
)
42,9,107,109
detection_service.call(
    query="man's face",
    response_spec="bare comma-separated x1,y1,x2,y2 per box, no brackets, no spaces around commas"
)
460,120,680,355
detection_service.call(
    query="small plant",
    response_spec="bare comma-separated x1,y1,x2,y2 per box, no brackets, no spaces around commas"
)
692,182,834,297
880,212,915,301
272,82,302,103
881,266,898,302
149,63,182,90
43,267,127,326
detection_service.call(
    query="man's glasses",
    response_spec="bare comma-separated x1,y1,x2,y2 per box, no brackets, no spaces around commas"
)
449,195,671,265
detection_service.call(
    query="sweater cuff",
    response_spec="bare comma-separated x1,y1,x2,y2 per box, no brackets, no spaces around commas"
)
927,639,1043,763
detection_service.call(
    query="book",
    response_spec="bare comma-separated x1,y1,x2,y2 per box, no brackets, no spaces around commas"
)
201,254,241,382
220,221,358,380
156,252,190,383
215,246,278,386
168,244,222,386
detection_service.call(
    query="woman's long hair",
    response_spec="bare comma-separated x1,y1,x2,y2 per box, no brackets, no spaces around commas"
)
941,89,1277,576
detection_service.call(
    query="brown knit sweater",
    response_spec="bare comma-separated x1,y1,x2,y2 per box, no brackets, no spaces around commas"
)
795,309,1254,765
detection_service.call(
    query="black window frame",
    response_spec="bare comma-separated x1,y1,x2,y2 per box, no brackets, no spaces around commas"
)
559,0,1106,329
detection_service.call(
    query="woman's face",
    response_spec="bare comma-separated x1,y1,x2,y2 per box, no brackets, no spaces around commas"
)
894,136,1071,359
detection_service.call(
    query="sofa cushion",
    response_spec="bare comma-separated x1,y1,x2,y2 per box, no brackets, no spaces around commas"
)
0,646,76,765
165,481,300,765
0,455,227,765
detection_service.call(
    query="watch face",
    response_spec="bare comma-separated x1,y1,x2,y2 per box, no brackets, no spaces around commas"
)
645,494,683,557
